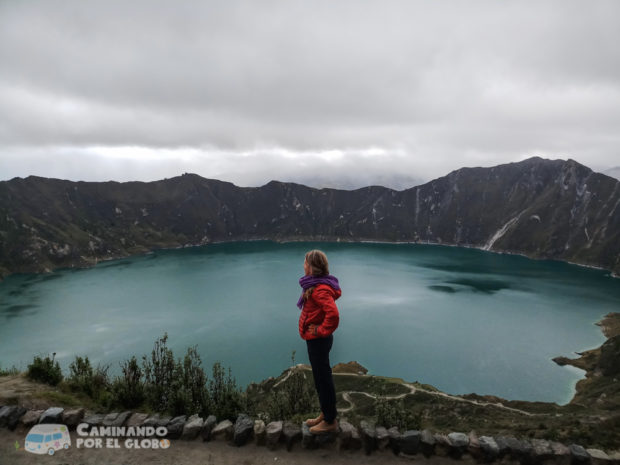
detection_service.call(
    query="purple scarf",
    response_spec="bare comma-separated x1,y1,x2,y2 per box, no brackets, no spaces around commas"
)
297,274,340,309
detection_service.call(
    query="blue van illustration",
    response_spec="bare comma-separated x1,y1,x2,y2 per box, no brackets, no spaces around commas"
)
24,424,71,455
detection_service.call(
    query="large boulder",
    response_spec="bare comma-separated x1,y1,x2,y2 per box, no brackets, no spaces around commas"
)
550,441,571,465
254,419,266,446
387,427,401,455
201,415,217,441
447,432,469,458
0,406,27,430
233,414,254,446
531,438,554,462
19,410,44,428
400,430,421,456
181,414,204,440
570,444,591,464
211,420,234,441
338,420,361,450
102,412,120,427
479,436,500,462
82,413,105,431
166,415,187,439
61,408,85,430
468,431,481,459
282,421,301,451
494,436,513,459
420,429,436,457
102,411,131,428
587,449,611,465
359,420,376,455
126,412,149,427
434,433,451,457
375,426,389,450
301,423,318,449
144,414,171,428
39,407,64,424
266,421,282,450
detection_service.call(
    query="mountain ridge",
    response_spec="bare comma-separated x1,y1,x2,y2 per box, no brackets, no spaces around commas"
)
1,157,618,279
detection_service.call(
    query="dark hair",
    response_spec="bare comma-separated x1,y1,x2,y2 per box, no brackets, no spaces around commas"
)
304,250,329,300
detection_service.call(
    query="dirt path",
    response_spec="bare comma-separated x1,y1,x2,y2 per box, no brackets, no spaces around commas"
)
0,429,473,465
335,373,540,418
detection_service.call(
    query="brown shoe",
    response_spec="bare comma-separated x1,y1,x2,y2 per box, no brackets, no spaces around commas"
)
309,419,339,435
305,412,324,427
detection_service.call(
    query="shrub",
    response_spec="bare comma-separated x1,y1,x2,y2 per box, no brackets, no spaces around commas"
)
169,347,210,417
250,351,317,422
208,362,245,420
374,397,421,430
142,333,176,412
27,353,63,385
112,356,144,409
0,363,19,376
67,355,110,404
68,356,94,393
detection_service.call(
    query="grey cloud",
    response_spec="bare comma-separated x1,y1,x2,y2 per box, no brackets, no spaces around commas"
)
1,0,619,185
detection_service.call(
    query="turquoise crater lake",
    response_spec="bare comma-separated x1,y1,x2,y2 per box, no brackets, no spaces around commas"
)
1,241,618,404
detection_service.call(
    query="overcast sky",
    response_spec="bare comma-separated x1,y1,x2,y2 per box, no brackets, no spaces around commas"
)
1,1,619,189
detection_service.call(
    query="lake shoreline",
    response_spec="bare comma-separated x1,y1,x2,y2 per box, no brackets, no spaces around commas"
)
2,236,617,283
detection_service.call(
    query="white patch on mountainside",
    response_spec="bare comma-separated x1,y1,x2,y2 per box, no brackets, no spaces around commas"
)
484,212,524,251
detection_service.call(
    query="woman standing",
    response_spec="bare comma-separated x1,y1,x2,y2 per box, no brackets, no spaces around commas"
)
297,249,341,434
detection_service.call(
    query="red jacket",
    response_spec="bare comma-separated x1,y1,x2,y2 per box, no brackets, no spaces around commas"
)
298,284,341,340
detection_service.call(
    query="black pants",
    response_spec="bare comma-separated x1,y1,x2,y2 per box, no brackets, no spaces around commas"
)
306,334,337,423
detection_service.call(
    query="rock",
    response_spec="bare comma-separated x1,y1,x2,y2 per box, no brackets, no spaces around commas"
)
479,436,500,462
302,423,318,449
19,410,43,428
181,414,204,440
82,413,105,430
468,431,481,459
212,420,234,441
102,412,120,426
282,421,301,451
550,441,571,465
420,429,436,457
254,420,266,446
102,411,131,428
587,449,611,465
339,420,361,450
387,427,401,455
266,421,283,450
233,414,254,447
531,438,554,462
111,411,132,428
400,430,421,456
0,406,15,427
144,414,171,428
166,415,187,439
126,412,149,427
39,407,64,424
447,432,469,458
201,415,217,441
0,406,27,430
359,420,376,455
570,444,591,464
61,408,85,430
494,436,512,458
434,433,451,457
504,436,533,461
375,426,389,450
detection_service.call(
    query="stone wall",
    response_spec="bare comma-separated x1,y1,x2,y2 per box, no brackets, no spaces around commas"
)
1,405,618,464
